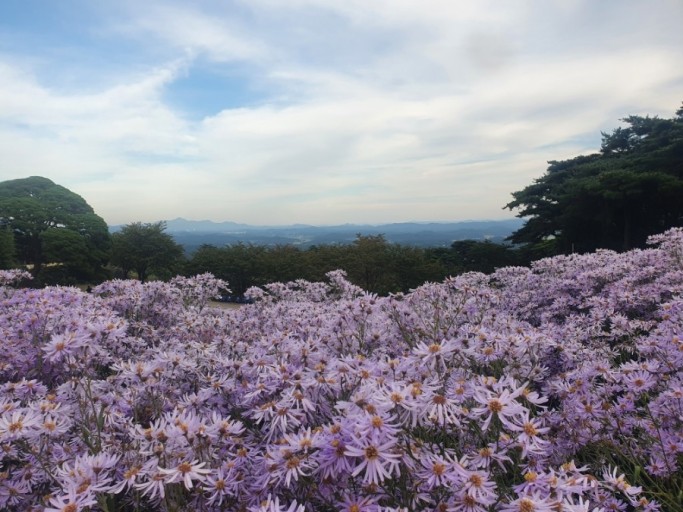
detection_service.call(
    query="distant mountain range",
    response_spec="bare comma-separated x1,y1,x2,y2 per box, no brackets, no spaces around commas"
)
111,218,525,252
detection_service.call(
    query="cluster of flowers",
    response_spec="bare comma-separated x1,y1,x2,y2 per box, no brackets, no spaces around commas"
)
1,229,682,511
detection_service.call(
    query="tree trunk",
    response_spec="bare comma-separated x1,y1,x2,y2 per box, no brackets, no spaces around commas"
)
623,208,631,251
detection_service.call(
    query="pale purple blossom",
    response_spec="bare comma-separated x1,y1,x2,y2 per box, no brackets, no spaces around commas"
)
158,460,211,489
2,230,683,509
345,436,402,485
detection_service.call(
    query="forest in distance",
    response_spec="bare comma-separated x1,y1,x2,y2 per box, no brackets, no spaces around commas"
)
128,218,526,251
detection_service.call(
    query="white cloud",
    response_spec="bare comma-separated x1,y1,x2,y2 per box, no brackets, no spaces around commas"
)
109,2,268,63
0,0,681,225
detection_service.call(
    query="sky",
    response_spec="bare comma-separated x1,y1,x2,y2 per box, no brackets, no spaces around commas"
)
0,1,681,226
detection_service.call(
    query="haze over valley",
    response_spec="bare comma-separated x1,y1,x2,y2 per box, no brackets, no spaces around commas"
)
113,217,525,251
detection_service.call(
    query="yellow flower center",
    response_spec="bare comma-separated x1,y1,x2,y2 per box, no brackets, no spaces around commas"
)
519,497,535,512
365,446,379,460
488,399,503,413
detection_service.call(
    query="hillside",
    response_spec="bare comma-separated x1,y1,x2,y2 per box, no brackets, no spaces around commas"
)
112,218,525,251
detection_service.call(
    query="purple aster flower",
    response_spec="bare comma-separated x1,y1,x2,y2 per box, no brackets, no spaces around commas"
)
158,460,212,490
471,383,527,431
499,493,556,512
44,488,97,512
345,436,402,485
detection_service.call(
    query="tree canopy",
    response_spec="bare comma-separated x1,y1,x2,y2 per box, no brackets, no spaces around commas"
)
111,221,184,282
185,235,450,296
506,104,683,253
0,176,111,282
0,225,15,270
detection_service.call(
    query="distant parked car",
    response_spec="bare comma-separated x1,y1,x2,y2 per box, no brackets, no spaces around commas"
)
216,294,253,304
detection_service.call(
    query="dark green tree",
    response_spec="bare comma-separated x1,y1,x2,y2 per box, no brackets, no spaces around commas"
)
0,224,16,269
344,234,395,294
0,176,111,281
450,240,522,274
389,244,446,291
506,105,683,253
111,221,184,282
185,243,267,294
260,245,309,283
186,237,454,296
304,244,348,281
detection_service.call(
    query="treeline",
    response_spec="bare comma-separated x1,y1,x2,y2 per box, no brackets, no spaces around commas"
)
0,205,527,293
184,235,528,295
109,223,530,295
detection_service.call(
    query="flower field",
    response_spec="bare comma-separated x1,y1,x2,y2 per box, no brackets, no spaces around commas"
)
1,230,683,512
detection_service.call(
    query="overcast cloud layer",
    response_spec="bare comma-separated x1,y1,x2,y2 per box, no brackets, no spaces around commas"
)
1,0,681,225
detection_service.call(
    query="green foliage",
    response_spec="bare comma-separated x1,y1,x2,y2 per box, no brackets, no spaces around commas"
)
449,240,523,274
186,235,453,296
346,234,394,293
111,221,184,282
506,104,683,253
186,243,266,294
0,225,15,269
342,235,446,294
0,176,111,282
389,243,446,291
